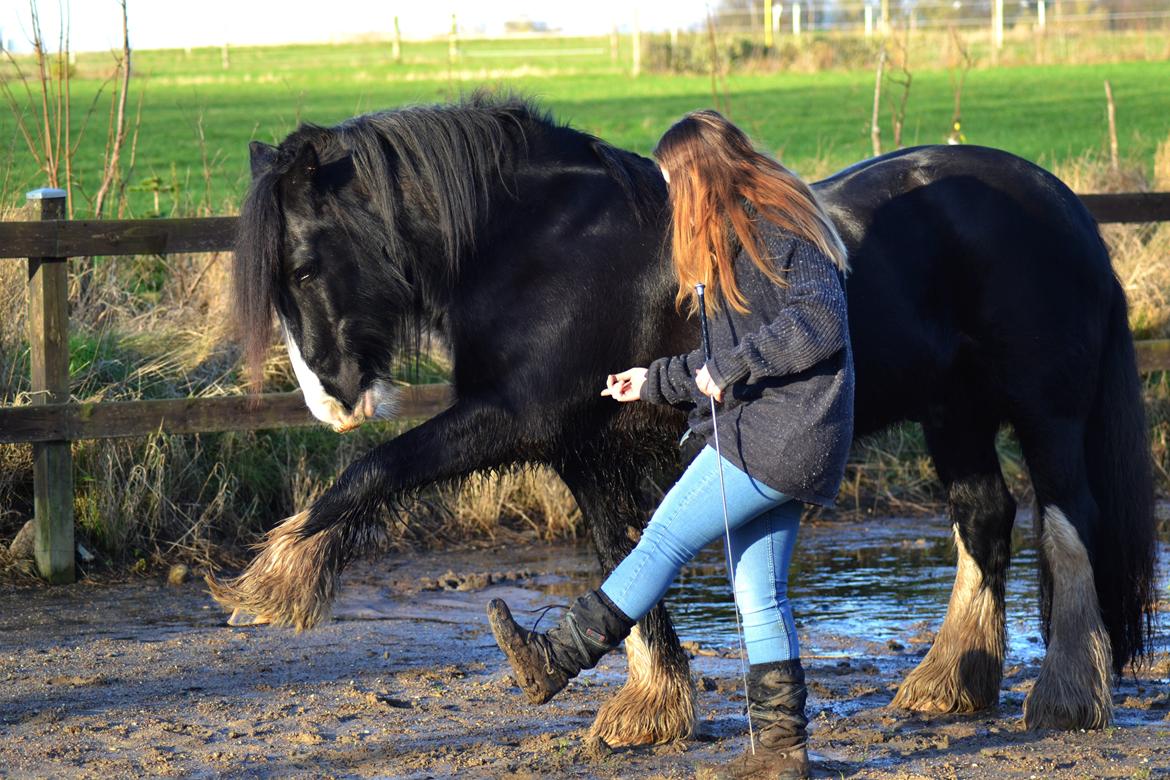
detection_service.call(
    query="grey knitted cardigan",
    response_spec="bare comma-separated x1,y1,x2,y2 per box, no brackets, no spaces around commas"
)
640,221,854,507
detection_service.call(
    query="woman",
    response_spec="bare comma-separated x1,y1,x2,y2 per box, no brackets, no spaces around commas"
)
487,110,853,780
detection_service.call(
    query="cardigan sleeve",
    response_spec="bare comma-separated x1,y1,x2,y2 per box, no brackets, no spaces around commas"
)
639,347,707,408
704,239,848,389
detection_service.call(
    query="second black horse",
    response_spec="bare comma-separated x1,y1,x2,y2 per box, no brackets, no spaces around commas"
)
210,96,1157,744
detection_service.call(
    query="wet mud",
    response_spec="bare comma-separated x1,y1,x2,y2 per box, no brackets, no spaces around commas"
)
1,513,1167,779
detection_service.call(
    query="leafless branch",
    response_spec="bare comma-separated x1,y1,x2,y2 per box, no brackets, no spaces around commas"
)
92,0,131,220
871,49,885,157
947,26,973,144
115,81,147,218
887,26,912,149
705,5,731,117
1104,79,1119,173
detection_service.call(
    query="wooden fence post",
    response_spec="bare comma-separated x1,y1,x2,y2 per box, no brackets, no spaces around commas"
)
992,0,1004,63
26,188,74,584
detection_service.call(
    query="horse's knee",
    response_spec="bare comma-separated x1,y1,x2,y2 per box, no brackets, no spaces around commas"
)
950,473,1016,595
1024,506,1113,730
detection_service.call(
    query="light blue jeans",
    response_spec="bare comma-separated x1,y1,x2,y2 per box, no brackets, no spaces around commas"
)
600,445,802,664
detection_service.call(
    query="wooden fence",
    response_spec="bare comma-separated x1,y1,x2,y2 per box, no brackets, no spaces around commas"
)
2,187,1169,583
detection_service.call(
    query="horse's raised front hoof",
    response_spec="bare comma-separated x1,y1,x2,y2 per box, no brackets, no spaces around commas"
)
1022,661,1113,731
890,646,1002,714
588,628,696,747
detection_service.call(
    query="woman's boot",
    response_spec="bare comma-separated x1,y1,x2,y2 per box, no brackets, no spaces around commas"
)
698,659,810,780
487,589,634,704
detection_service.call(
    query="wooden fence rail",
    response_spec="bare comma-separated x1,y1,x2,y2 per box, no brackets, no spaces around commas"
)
1,188,1169,583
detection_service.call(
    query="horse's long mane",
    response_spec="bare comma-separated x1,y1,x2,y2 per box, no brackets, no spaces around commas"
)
233,94,662,385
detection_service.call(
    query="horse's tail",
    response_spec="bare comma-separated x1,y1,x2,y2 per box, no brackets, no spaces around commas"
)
206,501,384,631
1081,281,1158,671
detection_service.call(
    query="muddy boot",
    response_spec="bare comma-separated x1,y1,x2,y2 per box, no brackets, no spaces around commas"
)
487,590,633,705
697,659,810,780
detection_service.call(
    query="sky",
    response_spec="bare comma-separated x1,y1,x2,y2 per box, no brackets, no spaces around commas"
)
0,1,715,53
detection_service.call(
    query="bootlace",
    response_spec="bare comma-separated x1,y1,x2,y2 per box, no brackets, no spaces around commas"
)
525,603,566,632
525,603,567,675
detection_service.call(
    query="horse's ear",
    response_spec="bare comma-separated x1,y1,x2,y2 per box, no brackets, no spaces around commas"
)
249,141,278,178
282,141,321,190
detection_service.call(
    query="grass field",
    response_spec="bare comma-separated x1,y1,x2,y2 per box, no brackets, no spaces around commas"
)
2,35,1168,216
1,33,1169,571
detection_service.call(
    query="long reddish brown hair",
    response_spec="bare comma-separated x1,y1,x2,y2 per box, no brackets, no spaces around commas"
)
653,110,847,315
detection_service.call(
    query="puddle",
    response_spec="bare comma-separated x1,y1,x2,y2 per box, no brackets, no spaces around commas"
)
533,512,1170,664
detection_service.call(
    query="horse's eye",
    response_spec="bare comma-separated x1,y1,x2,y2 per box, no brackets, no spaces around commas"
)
294,267,315,285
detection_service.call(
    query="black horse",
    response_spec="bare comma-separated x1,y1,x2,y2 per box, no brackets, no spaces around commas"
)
210,95,1157,743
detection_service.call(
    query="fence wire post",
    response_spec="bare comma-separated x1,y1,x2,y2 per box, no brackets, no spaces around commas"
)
26,187,74,584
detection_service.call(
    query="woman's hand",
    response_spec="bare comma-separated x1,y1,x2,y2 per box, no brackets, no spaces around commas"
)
601,367,647,402
695,365,723,403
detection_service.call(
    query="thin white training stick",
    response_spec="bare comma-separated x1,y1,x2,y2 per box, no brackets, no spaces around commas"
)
695,283,756,755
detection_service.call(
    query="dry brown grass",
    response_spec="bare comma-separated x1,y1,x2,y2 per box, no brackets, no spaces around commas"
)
440,468,581,542
3,141,1170,574
1054,137,1170,341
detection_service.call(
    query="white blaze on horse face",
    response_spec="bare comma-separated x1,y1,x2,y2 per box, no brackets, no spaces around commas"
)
284,329,351,431
283,327,401,433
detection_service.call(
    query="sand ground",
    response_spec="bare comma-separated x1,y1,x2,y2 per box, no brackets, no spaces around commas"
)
1,541,1167,779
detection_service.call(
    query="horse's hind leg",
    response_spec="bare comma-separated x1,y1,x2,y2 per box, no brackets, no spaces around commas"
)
891,411,1015,713
592,601,696,746
558,453,696,746
1016,420,1113,730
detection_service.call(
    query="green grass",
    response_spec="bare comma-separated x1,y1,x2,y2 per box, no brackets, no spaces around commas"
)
2,34,1169,568
1,36,1168,217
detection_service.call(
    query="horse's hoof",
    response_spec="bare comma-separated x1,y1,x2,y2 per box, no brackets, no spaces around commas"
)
1024,508,1114,731
588,627,696,747
890,529,1005,714
1023,687,1112,731
890,647,1002,714
1023,645,1113,731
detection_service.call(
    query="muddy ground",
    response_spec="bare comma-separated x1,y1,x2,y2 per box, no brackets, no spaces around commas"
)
1,526,1168,779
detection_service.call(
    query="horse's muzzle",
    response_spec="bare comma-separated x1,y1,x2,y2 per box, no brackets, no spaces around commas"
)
331,380,400,433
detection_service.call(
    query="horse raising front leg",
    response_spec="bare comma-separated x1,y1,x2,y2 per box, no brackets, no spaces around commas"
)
891,527,1007,713
557,446,697,746
1023,507,1113,730
590,618,697,747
